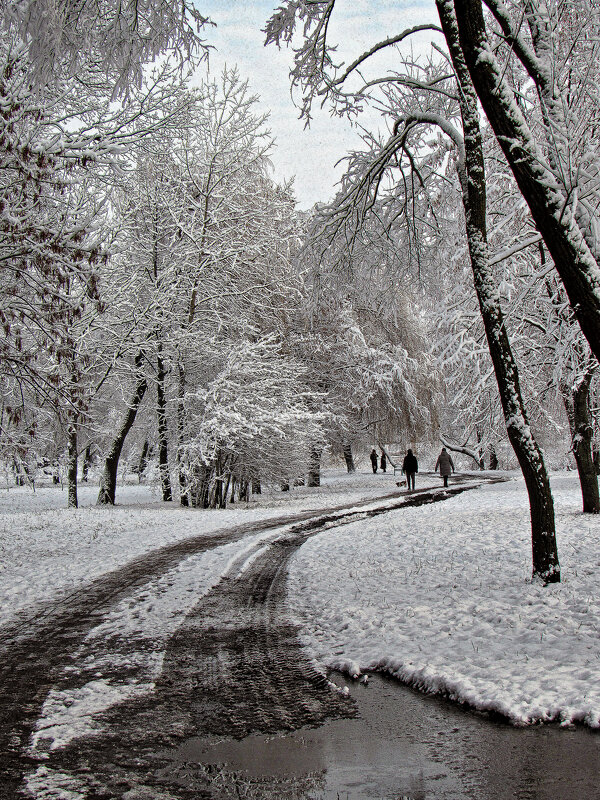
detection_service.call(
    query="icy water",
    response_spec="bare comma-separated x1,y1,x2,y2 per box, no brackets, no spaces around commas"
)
176,672,600,800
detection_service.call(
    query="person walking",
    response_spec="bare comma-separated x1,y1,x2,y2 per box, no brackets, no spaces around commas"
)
435,447,454,487
370,448,378,473
380,450,387,473
402,448,418,491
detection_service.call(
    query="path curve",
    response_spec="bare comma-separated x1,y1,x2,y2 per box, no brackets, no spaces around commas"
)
0,482,486,799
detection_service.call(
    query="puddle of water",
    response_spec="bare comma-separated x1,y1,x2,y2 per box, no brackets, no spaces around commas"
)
174,672,600,800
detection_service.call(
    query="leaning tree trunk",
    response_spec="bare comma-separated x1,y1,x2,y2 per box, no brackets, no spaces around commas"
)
67,422,78,509
156,344,172,502
563,371,600,514
343,443,356,473
453,0,600,368
437,0,560,582
97,352,148,505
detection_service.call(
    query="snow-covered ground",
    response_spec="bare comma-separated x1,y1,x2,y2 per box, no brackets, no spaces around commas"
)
0,469,408,628
3,467,600,761
288,472,600,728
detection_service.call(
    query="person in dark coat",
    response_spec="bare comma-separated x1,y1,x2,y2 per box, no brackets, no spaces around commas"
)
380,451,387,473
402,448,418,491
435,447,454,487
370,448,378,473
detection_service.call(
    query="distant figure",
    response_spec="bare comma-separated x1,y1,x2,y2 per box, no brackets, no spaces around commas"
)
402,449,418,491
435,447,455,487
370,449,378,473
380,451,387,473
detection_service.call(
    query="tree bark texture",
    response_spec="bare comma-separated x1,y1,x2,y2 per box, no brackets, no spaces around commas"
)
453,0,600,367
97,352,148,505
437,0,560,582
564,371,600,513
156,345,172,502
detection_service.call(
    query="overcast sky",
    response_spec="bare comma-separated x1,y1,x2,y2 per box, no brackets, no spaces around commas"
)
197,1,439,209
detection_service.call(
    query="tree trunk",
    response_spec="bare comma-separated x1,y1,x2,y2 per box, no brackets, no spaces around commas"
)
81,443,92,483
211,452,223,509
453,0,600,367
251,479,262,494
67,423,78,508
307,448,322,487
488,445,498,470
475,427,485,470
97,352,148,505
137,440,150,482
156,345,172,502
564,372,600,514
190,463,211,508
222,473,232,509
176,362,189,506
437,0,560,583
343,443,356,473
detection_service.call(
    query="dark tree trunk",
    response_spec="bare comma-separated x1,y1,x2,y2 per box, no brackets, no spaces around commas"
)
97,352,148,505
307,448,322,487
343,443,356,473
137,440,150,482
564,372,600,513
189,463,211,509
67,423,78,508
453,0,600,366
211,452,223,509
176,362,189,506
222,473,232,509
475,427,485,470
437,0,560,583
488,445,498,470
156,345,172,502
251,479,261,494
81,444,92,483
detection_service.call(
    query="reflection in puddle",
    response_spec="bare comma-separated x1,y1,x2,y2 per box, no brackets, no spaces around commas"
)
179,728,330,778
172,672,600,800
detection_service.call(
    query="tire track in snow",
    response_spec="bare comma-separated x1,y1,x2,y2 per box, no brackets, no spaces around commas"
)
20,483,486,799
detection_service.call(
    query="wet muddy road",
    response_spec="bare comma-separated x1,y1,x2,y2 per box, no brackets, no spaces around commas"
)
2,481,598,799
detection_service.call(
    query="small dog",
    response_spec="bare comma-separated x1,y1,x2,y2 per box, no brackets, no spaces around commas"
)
396,479,406,487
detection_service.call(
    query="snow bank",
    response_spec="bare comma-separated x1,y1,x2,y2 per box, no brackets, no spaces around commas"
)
287,473,600,728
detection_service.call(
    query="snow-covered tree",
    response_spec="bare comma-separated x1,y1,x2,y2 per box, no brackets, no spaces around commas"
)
453,0,600,365
265,0,563,582
1,0,211,95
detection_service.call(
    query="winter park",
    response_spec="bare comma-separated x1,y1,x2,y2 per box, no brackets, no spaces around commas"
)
2,1,600,799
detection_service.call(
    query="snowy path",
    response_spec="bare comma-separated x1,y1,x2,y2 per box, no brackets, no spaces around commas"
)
0,482,480,799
